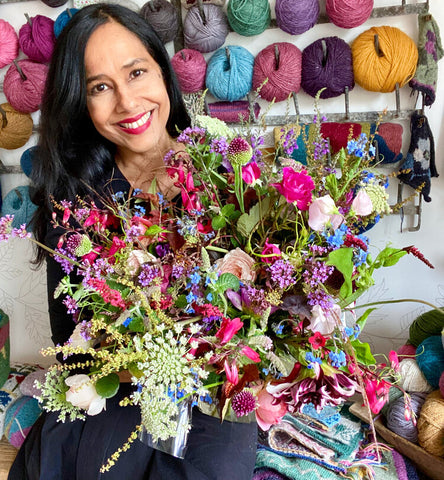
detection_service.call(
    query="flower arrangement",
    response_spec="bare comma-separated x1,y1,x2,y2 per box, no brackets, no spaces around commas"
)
0,100,433,471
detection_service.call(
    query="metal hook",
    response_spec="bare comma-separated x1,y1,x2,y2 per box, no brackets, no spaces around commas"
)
395,82,400,117
13,59,27,82
344,86,350,120
274,44,280,70
292,91,300,118
225,46,230,62
397,183,422,232
321,39,328,66
197,0,206,25
66,8,73,18
181,50,186,61
24,13,32,26
0,105,8,129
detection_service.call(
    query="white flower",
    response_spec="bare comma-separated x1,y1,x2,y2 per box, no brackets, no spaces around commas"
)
309,304,342,335
351,189,373,216
308,195,343,231
65,374,106,415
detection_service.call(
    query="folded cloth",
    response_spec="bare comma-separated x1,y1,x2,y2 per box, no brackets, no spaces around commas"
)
252,468,290,480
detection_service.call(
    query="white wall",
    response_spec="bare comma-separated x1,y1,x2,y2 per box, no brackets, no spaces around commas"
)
0,0,443,364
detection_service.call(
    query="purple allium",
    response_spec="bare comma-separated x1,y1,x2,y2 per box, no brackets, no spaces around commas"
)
227,137,253,166
65,234,82,255
231,390,257,417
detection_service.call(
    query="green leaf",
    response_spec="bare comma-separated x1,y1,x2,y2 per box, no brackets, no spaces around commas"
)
324,173,339,201
237,197,271,238
350,338,376,366
127,316,144,333
376,247,407,267
95,373,120,399
221,204,236,218
175,295,188,309
326,248,354,299
145,225,166,236
211,215,227,230
201,247,211,271
203,371,221,386
356,307,377,330
215,272,240,293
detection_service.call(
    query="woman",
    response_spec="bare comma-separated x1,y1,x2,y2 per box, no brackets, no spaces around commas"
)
9,4,257,480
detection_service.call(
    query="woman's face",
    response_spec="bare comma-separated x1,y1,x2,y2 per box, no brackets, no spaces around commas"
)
84,21,171,158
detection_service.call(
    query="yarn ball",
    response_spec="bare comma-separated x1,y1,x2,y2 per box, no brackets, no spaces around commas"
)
301,36,354,99
207,100,260,123
386,392,427,443
440,372,444,397
417,390,444,456
19,368,46,397
206,45,254,101
0,103,33,150
397,343,417,359
140,0,179,44
409,309,444,347
3,60,48,114
181,0,225,8
19,14,56,64
20,145,38,178
275,0,320,36
326,0,374,29
0,186,37,228
4,396,42,448
183,4,229,53
0,19,19,69
227,0,271,37
253,42,302,102
171,49,207,93
54,8,79,38
416,335,444,389
398,358,433,393
380,386,403,417
40,0,69,6
352,26,418,93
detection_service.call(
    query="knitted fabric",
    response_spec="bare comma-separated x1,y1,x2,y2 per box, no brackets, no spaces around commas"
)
398,112,439,202
409,13,444,107
301,403,341,428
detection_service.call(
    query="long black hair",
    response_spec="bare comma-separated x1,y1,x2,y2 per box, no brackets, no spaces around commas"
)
32,3,190,265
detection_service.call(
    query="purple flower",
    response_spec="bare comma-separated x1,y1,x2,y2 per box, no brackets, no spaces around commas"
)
231,390,257,417
138,264,161,287
268,259,295,289
63,295,78,315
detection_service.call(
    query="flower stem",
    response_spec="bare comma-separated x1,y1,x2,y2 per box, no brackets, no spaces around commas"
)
355,298,444,314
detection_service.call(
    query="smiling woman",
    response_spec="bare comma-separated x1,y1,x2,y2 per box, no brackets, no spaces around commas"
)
8,4,257,480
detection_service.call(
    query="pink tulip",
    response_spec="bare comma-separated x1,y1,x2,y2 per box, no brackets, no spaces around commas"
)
241,345,261,362
272,167,315,209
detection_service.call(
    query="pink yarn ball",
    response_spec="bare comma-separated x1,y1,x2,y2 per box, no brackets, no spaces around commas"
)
397,343,417,359
3,60,48,113
171,49,207,93
19,15,56,63
253,42,302,102
0,20,19,69
326,0,374,29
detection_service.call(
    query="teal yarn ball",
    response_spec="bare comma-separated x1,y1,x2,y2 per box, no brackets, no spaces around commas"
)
54,8,78,38
1,186,37,228
4,396,42,448
409,309,444,347
206,45,254,101
416,335,444,388
20,145,38,178
227,0,271,36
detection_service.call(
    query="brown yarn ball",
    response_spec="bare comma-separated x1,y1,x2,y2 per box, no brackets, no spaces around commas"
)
0,103,33,150
417,390,444,456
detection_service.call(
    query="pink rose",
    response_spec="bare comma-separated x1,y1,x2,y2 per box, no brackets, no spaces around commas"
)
261,238,281,264
308,195,343,231
242,161,261,185
65,374,106,415
351,190,373,216
255,388,288,431
216,248,256,282
272,167,315,209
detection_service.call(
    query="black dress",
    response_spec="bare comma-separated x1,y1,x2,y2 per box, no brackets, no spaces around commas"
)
8,167,257,480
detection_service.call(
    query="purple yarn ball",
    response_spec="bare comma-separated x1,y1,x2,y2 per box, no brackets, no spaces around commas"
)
275,0,319,36
19,14,56,64
301,36,354,99
140,0,179,44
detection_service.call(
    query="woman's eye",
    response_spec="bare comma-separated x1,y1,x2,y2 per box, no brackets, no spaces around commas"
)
90,83,108,95
130,69,145,79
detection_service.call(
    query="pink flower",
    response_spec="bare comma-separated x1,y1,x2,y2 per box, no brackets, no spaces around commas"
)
241,345,261,362
351,190,373,216
389,350,400,372
308,195,343,231
272,167,315,209
108,236,126,257
216,317,243,344
255,388,287,431
242,162,261,185
365,378,390,414
224,360,239,385
309,304,341,335
216,248,256,282
308,331,326,349
261,238,281,264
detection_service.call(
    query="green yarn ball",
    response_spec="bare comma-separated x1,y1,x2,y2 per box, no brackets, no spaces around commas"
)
227,0,270,37
409,309,444,347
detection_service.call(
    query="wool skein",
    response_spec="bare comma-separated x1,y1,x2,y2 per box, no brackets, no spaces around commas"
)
352,26,418,93
253,42,302,102
0,103,33,150
416,335,444,389
140,0,179,44
326,0,374,29
54,8,79,38
183,4,229,53
171,49,207,93
1,186,37,228
398,358,433,393
386,392,427,443
19,14,56,64
301,36,354,99
417,391,444,456
0,20,19,69
206,45,254,101
41,0,69,6
3,60,48,114
409,309,444,347
227,0,271,37
275,0,319,36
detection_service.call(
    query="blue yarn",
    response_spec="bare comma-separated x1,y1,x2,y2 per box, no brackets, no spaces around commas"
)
54,8,79,38
1,186,37,228
20,146,38,178
206,45,254,102
416,335,444,388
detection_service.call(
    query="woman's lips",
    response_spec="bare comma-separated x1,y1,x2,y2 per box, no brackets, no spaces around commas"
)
118,111,152,134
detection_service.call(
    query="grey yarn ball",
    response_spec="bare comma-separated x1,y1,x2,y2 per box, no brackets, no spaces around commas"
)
140,0,179,44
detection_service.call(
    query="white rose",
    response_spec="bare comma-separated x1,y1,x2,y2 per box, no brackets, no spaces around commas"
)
309,304,342,335
65,374,106,415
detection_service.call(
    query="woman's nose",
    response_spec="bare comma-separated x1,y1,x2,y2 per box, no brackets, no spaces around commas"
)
115,84,137,112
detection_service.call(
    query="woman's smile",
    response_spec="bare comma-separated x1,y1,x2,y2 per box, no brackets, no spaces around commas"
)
117,110,152,134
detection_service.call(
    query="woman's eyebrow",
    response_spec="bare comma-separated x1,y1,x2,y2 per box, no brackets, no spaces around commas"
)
86,58,149,84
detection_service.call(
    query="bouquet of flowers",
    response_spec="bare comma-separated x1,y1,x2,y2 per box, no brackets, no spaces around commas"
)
0,100,432,471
